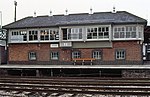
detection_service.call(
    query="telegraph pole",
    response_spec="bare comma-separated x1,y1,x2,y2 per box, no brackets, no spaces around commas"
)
14,1,17,22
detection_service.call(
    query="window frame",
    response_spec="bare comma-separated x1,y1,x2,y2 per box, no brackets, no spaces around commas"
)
72,51,81,59
92,50,102,60
50,51,59,60
113,25,143,40
86,26,110,40
49,29,59,41
29,52,37,61
69,28,83,40
62,27,83,41
11,30,27,42
40,29,49,41
29,30,38,41
115,49,126,60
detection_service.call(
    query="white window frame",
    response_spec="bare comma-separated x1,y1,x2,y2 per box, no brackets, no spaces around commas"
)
29,30,38,41
68,28,83,40
10,30,27,43
137,25,143,39
126,26,136,38
72,51,81,58
113,25,144,40
92,51,102,59
29,52,36,60
40,29,49,41
116,50,125,60
114,27,125,39
51,52,59,60
49,29,59,41
61,27,83,41
86,26,110,41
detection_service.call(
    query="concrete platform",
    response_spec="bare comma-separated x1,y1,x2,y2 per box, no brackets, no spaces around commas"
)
0,64,150,69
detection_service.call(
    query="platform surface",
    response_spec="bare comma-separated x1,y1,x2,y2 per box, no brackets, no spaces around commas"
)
0,64,150,69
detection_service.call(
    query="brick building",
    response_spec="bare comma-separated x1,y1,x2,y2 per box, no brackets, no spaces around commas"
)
3,11,147,65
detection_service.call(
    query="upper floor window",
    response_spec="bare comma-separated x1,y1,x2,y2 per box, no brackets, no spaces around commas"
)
138,26,143,38
12,31,20,36
29,52,37,60
98,27,109,39
11,30,27,42
40,30,49,40
114,27,125,38
29,30,38,41
126,26,136,38
87,28,97,39
62,28,83,40
50,29,59,40
20,31,27,41
113,26,139,39
72,51,81,58
92,51,102,59
87,27,109,39
68,28,82,40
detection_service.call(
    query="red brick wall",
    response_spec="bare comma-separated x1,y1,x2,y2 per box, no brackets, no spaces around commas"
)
9,44,50,61
113,41,141,61
8,41,142,64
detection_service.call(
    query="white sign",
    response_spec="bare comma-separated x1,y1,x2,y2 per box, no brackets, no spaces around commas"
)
60,42,72,47
50,44,59,48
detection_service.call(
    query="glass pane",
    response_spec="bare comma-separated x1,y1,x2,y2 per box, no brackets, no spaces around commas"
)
131,32,136,38
106,27,109,31
104,32,109,38
98,32,103,38
114,32,119,38
98,27,101,32
120,32,125,38
126,32,130,38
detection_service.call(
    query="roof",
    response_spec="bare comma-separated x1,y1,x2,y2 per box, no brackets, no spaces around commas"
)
3,11,147,29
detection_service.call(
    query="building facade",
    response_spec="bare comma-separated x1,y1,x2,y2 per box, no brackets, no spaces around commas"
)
3,11,147,65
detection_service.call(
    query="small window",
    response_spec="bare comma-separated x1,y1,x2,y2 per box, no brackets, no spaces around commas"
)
72,51,81,58
29,52,36,60
92,51,102,59
51,52,59,60
116,50,125,60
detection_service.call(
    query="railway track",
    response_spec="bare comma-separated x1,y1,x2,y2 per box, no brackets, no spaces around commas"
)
0,77,150,97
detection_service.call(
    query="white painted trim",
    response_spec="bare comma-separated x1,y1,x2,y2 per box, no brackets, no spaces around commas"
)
8,24,145,43
112,24,144,41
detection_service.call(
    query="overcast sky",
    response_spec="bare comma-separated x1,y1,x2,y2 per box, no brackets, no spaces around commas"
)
0,0,150,26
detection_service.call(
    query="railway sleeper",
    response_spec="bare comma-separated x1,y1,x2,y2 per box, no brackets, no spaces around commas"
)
0,87,150,96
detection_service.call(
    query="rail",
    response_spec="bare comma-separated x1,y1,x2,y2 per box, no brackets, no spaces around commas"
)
0,77,150,96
